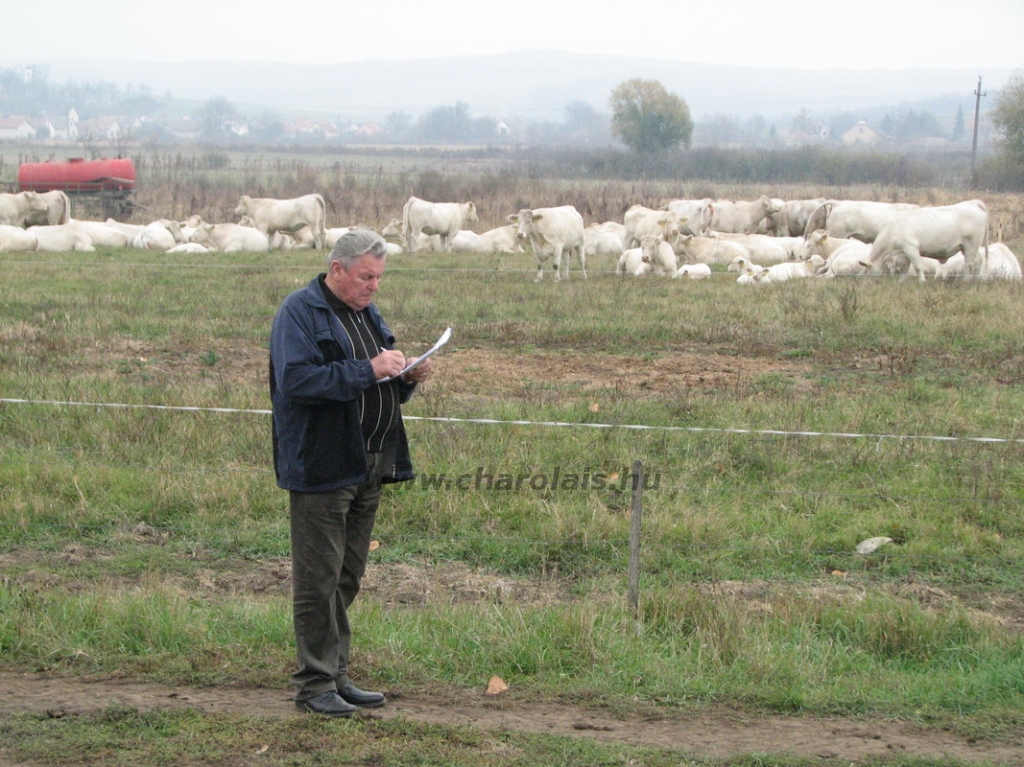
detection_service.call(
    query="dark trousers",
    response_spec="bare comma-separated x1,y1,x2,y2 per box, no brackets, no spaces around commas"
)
289,452,384,701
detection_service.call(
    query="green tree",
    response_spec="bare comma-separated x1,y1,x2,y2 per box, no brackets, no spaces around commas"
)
198,95,236,140
608,78,692,153
415,102,473,142
991,70,1024,167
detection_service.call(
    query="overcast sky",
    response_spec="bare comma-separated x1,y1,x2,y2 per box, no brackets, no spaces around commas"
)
3,0,1022,72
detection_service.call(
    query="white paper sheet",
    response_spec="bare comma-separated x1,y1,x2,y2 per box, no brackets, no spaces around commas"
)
378,326,452,382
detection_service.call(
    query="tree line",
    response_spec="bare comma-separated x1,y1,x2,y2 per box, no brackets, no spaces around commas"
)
3,65,1023,188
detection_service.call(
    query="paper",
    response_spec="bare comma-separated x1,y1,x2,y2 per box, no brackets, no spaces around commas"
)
378,326,451,382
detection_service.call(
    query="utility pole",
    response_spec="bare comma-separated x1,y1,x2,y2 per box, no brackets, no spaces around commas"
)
970,76,986,188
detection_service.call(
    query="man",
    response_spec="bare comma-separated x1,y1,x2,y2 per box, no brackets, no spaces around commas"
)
269,227,432,717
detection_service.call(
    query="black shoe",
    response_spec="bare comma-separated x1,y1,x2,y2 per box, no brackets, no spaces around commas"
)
295,691,357,717
338,680,386,708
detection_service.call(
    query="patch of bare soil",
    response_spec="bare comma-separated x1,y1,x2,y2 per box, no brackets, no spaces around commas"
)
438,348,814,400
78,339,811,403
0,673,1021,764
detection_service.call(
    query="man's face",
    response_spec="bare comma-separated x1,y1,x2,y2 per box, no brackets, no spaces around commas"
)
328,254,385,311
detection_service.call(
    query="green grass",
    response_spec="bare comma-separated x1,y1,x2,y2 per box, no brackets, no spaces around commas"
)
2,244,1023,764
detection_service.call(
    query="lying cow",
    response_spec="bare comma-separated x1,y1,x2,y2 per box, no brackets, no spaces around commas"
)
0,224,38,252
189,223,271,252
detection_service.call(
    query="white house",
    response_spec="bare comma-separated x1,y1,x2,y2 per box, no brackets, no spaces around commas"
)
842,121,881,147
0,116,36,140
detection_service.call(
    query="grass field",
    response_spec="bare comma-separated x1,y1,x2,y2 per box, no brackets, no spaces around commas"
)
2,186,1024,765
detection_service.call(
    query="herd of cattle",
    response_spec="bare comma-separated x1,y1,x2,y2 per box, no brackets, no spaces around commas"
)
1,188,1019,284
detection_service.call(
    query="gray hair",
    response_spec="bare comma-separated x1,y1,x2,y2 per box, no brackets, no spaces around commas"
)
326,227,387,269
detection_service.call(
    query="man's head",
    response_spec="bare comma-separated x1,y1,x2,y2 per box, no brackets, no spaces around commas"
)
324,228,388,311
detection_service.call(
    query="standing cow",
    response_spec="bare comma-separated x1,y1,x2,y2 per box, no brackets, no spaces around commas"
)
23,190,72,227
0,191,49,227
858,200,989,282
402,196,478,253
234,194,327,249
508,206,586,282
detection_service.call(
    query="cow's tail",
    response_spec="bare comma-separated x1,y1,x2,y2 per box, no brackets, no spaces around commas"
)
982,200,990,275
58,191,71,224
401,197,414,247
314,194,327,248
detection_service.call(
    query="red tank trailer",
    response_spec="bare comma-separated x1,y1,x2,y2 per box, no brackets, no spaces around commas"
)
17,157,138,219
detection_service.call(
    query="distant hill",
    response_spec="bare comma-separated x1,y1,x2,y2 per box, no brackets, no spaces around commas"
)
3,51,1012,125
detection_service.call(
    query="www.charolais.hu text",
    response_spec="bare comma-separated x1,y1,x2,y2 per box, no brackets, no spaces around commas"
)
418,467,661,492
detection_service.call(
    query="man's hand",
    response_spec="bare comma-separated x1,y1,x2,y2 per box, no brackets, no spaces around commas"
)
401,356,433,383
371,349,406,380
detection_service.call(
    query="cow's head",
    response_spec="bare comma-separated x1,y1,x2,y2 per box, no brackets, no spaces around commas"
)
234,196,251,218
509,209,538,240
22,191,49,213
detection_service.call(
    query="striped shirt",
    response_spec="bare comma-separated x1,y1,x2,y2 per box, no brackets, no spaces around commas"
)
319,276,400,454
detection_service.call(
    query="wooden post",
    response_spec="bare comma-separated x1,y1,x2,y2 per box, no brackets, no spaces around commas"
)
627,459,644,615
970,76,986,188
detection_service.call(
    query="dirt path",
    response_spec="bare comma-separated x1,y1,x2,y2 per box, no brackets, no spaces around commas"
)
1,673,1020,764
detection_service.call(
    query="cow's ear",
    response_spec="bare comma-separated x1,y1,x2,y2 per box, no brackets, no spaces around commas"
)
507,214,518,223
533,213,544,221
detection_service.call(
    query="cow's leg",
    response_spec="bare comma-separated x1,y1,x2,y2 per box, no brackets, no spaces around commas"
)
576,244,587,280
552,245,564,282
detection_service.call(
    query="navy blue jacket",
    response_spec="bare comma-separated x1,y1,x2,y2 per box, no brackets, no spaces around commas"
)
269,275,416,492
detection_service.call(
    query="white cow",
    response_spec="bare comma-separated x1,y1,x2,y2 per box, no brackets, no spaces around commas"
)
979,243,1022,280
28,224,95,252
584,225,625,259
795,229,855,262
189,223,271,252
623,205,684,249
0,191,49,227
816,240,871,278
402,196,478,253
271,225,316,249
508,206,586,281
671,234,750,266
0,224,38,252
707,196,781,234
663,199,713,235
755,198,789,235
939,243,1022,281
804,200,920,242
780,198,828,237
105,218,145,241
325,227,352,249
68,219,131,248
449,229,481,251
639,234,678,275
859,200,989,282
476,224,521,254
235,194,327,249
166,242,216,254
673,263,712,279
615,247,652,276
708,232,800,264
592,220,627,243
23,190,72,226
759,255,825,282
132,220,183,250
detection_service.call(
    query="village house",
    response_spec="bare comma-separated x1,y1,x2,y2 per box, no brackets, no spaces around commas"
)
842,120,881,147
0,116,36,141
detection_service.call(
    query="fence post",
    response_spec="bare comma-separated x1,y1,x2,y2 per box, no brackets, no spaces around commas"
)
627,459,644,615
